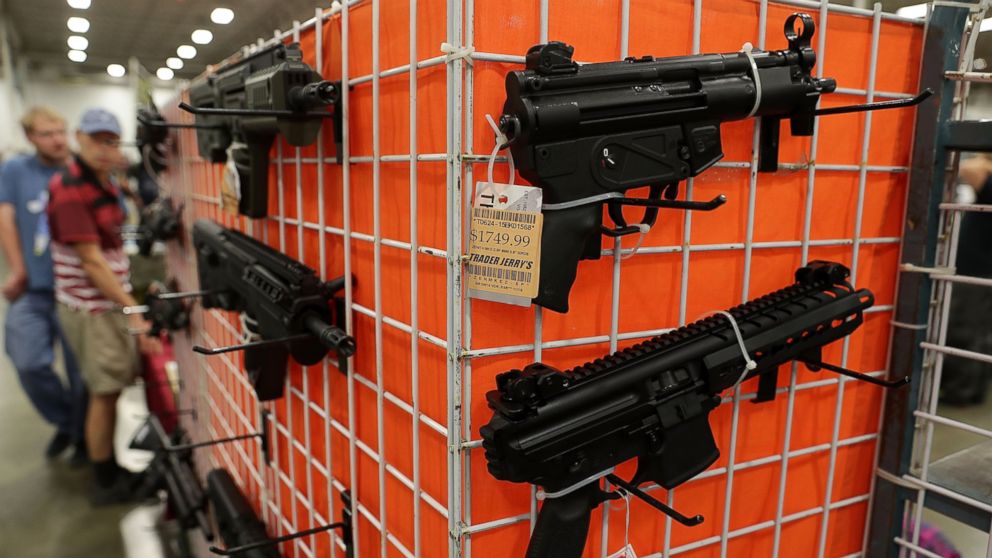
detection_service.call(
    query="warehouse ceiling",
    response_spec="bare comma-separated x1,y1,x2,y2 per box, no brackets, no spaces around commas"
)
2,0,991,84
1,0,333,83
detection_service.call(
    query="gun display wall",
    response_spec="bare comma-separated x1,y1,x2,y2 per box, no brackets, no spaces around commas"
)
156,1,926,556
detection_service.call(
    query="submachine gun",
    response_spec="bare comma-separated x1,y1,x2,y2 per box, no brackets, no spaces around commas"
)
480,261,910,558
167,219,354,401
181,42,342,218
497,13,931,312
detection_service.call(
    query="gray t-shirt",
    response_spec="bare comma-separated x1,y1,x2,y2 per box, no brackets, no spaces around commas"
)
0,154,64,291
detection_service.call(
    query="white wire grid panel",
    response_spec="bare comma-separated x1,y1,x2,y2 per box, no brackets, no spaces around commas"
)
159,1,926,557
888,5,992,558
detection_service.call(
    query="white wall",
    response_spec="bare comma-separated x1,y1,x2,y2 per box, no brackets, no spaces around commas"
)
0,76,178,160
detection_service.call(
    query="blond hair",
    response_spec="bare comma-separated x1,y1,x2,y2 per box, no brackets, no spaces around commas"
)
20,106,65,135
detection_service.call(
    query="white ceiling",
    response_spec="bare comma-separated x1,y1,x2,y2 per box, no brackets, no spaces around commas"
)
2,0,330,81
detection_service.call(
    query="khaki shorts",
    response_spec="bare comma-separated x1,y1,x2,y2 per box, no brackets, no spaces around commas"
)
57,303,139,394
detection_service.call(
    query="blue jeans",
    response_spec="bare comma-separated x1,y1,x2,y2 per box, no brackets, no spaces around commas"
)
4,291,86,441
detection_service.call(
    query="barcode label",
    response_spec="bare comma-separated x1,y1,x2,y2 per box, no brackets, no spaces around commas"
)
473,207,538,224
468,263,533,284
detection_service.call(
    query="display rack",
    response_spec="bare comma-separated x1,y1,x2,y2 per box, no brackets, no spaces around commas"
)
867,2,992,557
159,1,928,556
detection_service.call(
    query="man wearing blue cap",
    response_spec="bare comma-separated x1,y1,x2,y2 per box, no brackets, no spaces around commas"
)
0,106,87,465
47,108,160,505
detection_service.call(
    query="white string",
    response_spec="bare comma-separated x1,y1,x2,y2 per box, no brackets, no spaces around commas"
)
697,310,757,388
606,489,634,558
440,42,475,65
620,223,651,260
537,467,615,500
542,191,624,211
741,42,762,117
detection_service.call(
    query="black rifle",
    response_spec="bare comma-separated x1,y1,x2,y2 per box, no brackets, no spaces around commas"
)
136,197,182,257
187,219,355,400
131,416,214,541
123,281,191,337
497,13,931,312
480,261,908,558
181,42,341,218
207,469,279,558
207,468,355,558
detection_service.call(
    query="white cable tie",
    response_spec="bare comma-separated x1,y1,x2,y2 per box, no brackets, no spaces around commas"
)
543,192,624,211
741,42,762,118
484,113,515,188
440,42,475,65
536,467,615,501
620,224,651,260
698,310,757,388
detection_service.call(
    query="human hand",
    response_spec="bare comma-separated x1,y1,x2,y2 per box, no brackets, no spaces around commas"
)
127,313,163,355
1,272,27,301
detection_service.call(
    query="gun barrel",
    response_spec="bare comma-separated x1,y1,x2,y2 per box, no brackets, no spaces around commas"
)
303,313,356,357
290,81,339,111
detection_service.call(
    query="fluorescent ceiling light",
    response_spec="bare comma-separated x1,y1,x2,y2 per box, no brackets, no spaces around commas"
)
67,35,88,50
191,29,213,44
210,7,234,25
156,67,175,80
67,50,87,62
176,45,197,59
896,4,927,19
106,64,126,78
67,16,90,33
67,0,91,8
166,57,184,70
982,17,992,32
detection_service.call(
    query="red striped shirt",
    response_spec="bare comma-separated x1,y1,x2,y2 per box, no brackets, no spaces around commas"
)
47,157,131,312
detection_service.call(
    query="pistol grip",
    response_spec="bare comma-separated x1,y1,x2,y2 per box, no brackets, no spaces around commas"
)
533,204,601,313
526,482,602,558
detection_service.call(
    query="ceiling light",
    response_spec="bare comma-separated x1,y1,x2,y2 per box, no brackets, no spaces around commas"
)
166,57,184,70
67,50,87,62
67,16,90,33
982,17,992,32
67,0,90,8
67,35,89,50
191,29,213,45
106,64,126,78
176,45,197,59
210,7,234,25
156,67,175,81
895,4,927,19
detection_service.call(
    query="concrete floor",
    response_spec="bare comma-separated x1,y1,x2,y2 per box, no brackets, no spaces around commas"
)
0,263,165,558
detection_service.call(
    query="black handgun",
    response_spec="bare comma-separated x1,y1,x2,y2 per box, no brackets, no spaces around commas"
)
207,468,278,558
497,13,929,313
183,42,341,218
136,197,181,257
191,219,355,401
481,261,908,558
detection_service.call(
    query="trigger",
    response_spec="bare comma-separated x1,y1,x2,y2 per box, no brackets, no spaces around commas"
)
662,182,679,201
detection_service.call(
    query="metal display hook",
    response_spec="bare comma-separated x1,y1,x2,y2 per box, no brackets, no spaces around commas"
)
165,410,272,464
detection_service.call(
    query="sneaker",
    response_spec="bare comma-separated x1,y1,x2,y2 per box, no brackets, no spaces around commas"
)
45,432,72,459
89,471,144,507
69,443,89,469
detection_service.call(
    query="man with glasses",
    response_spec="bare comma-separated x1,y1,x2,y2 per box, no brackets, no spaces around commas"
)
47,108,160,505
0,106,87,465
